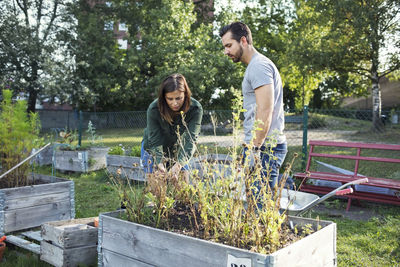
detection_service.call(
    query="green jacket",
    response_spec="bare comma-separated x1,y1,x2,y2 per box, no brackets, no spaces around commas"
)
142,98,203,165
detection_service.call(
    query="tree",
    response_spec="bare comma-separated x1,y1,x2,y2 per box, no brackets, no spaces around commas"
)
72,0,130,111
0,0,75,113
313,0,400,131
111,0,243,110
240,0,326,110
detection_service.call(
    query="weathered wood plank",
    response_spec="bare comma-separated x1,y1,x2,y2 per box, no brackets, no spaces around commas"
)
107,166,146,181
4,191,70,210
29,173,70,183
54,150,88,172
270,222,336,267
87,147,109,171
106,155,145,181
41,217,98,248
100,212,270,267
101,249,155,267
41,241,97,267
7,234,41,254
99,212,336,267
21,230,42,242
1,180,71,200
3,200,71,233
54,147,108,173
106,155,141,168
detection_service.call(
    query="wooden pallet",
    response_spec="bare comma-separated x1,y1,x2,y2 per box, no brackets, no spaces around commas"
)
6,230,42,255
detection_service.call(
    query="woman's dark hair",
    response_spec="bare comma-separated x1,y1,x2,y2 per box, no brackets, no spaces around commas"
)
219,21,253,45
158,73,192,124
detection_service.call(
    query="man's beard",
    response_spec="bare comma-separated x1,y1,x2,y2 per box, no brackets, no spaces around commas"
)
231,46,243,63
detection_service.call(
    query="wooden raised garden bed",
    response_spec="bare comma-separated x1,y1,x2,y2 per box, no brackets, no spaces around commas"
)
0,174,75,235
41,217,98,267
54,147,109,173
106,155,145,181
98,211,337,267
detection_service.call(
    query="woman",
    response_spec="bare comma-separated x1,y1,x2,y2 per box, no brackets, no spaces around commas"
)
141,73,203,182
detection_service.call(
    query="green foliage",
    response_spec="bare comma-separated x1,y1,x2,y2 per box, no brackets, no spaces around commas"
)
86,120,103,146
130,145,141,157
0,90,42,188
107,0,243,110
72,0,129,111
0,0,75,113
108,145,126,156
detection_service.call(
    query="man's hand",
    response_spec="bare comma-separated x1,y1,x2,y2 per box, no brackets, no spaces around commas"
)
243,146,260,168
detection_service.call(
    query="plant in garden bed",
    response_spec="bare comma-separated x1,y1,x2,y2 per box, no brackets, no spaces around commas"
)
108,144,141,157
0,90,75,235
109,96,311,255
54,121,108,172
0,89,43,188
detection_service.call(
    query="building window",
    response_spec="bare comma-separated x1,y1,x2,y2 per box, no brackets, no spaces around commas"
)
118,39,128,49
118,22,127,31
104,21,114,31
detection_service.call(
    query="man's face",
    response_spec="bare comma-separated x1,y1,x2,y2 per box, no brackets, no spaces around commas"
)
221,31,243,63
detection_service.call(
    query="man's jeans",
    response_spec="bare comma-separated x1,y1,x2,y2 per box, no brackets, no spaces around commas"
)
243,142,288,207
260,142,288,189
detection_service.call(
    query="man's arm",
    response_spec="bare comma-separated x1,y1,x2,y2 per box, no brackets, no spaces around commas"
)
254,83,274,147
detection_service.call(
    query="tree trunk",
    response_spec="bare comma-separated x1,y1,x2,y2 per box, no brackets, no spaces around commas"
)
27,88,38,114
371,72,383,132
27,62,39,114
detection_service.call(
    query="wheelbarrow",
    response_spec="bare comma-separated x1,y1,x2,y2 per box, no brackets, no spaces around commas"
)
279,178,369,216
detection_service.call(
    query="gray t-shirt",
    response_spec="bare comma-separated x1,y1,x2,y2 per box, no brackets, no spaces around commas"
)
242,52,286,144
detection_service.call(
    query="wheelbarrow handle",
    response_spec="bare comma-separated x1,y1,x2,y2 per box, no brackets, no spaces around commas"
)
351,178,369,185
335,188,353,196
295,178,368,216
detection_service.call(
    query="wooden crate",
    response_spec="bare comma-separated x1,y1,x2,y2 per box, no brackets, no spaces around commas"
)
106,155,145,181
98,211,337,267
54,147,109,172
0,174,75,235
41,217,98,267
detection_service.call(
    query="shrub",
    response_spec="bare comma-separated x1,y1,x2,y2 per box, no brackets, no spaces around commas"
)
0,89,42,188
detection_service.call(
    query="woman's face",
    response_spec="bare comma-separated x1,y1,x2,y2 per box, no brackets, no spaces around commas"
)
165,90,185,112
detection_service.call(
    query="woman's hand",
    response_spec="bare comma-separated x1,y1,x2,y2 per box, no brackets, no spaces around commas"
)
170,163,189,183
170,162,182,177
157,163,166,173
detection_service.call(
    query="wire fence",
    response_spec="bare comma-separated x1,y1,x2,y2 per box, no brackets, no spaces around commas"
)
36,107,400,173
38,107,400,149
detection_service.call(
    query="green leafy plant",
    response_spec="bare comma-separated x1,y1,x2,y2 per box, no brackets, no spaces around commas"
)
108,145,125,156
58,128,79,150
129,145,141,157
0,89,42,188
86,120,103,146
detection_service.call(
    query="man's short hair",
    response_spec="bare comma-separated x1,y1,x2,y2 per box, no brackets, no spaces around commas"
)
219,22,253,45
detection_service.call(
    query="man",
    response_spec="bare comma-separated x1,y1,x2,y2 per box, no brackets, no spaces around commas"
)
219,22,287,189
